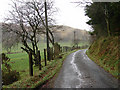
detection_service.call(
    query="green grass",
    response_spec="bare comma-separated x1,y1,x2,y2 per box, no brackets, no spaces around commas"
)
58,42,89,47
2,42,47,53
2,42,89,53
2,42,89,72
7,52,29,73
5,51,46,78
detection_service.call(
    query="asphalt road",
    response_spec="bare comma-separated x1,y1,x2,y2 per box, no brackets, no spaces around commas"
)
54,49,118,88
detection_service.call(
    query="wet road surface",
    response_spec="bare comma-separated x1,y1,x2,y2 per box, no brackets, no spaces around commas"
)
54,49,118,88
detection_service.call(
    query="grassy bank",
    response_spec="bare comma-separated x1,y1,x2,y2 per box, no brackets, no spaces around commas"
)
2,49,78,88
86,36,119,79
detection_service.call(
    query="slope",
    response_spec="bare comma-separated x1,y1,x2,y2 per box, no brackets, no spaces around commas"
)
87,36,119,79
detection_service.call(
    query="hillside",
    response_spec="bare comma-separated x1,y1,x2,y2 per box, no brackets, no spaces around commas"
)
86,36,119,79
50,25,90,42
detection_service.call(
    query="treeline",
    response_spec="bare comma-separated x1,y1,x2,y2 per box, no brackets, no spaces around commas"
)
85,2,120,37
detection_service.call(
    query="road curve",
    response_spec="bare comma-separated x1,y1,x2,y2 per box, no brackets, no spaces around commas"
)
54,49,118,88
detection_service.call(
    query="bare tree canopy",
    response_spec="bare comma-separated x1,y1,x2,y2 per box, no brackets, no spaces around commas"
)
2,23,20,53
3,0,57,65
71,0,92,7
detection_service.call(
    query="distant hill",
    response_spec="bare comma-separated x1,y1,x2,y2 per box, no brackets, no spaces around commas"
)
49,25,90,42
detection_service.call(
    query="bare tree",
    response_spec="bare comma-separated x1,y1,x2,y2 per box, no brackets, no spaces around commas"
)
4,0,56,66
2,23,20,53
71,0,92,7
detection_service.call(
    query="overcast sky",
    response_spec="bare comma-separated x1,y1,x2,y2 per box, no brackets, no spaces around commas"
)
0,0,91,31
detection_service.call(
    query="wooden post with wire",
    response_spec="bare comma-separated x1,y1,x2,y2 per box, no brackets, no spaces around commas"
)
44,49,47,66
38,50,41,70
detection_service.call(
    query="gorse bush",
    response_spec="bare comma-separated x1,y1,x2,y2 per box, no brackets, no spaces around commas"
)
2,53,20,85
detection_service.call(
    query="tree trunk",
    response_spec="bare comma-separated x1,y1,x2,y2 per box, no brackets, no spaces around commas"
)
105,18,110,36
29,51,33,76
104,3,111,37
44,49,47,66
38,51,41,70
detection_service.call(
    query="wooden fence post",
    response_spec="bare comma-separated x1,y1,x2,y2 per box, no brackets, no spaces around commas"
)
50,47,53,60
66,47,67,52
60,47,62,53
51,47,54,60
29,51,33,76
38,50,41,70
62,47,63,52
44,49,47,66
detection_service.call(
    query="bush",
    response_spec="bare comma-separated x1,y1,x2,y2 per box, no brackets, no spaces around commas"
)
2,69,20,85
2,53,20,85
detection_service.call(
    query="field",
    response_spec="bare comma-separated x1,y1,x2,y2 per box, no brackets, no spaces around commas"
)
2,41,89,73
2,41,89,53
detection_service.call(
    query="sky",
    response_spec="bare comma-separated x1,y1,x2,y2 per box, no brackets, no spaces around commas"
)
0,0,92,31
54,0,91,31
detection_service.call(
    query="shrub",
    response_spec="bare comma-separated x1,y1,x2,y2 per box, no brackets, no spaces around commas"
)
2,53,20,85
2,69,20,85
